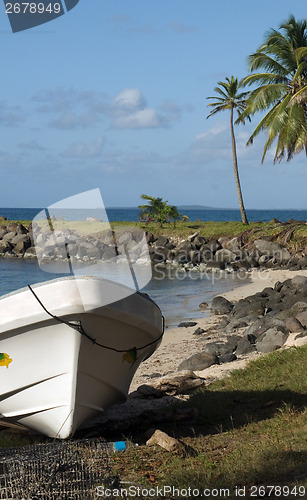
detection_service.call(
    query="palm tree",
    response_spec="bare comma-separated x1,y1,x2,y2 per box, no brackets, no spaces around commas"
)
207,76,249,224
242,15,307,162
139,194,180,227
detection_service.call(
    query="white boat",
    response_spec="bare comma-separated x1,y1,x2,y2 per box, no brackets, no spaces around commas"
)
0,276,164,439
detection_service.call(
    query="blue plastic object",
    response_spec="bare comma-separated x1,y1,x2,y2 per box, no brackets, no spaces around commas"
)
113,441,126,452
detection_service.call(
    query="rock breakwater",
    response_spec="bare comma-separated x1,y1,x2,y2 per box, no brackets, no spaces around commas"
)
0,221,306,275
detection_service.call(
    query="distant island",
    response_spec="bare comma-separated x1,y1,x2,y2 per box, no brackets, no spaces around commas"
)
108,205,221,210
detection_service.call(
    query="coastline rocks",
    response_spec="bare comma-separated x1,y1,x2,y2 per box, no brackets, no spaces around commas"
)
255,327,289,353
211,296,233,315
210,275,307,356
0,220,306,274
178,352,219,371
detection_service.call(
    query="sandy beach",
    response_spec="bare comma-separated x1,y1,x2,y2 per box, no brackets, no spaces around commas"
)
129,268,307,392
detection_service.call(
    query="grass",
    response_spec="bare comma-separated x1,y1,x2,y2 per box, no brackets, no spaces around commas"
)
109,345,307,499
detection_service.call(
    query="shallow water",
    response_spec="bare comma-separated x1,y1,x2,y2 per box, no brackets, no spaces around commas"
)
0,258,249,327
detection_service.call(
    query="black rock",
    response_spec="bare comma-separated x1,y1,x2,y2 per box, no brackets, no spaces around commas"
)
193,327,205,336
256,327,288,353
178,321,198,328
211,296,233,315
235,336,257,355
218,353,237,363
178,351,219,371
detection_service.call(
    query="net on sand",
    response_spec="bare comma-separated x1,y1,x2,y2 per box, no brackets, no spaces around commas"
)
0,439,116,500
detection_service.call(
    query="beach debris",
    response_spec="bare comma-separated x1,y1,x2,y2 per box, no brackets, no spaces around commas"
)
145,429,184,453
178,321,197,328
137,371,204,397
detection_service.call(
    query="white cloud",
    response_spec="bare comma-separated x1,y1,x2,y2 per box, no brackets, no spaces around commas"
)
111,88,171,129
62,136,105,159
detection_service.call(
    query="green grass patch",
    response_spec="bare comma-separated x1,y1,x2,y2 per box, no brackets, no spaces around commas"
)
110,345,307,498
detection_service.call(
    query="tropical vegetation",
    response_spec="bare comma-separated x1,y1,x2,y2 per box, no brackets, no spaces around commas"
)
207,76,250,225
243,15,307,163
138,195,181,227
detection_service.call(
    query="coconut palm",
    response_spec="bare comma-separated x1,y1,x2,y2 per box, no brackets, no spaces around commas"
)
207,76,249,224
243,15,307,162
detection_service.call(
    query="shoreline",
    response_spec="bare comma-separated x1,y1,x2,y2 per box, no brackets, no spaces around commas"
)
130,267,307,392
84,266,307,432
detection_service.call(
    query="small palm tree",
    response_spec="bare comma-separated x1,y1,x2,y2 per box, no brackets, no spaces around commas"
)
207,76,249,224
139,195,180,227
243,15,307,162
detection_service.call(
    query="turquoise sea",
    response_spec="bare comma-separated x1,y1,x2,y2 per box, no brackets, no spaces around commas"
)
0,206,303,326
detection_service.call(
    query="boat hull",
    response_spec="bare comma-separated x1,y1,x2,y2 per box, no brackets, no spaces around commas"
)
0,277,163,438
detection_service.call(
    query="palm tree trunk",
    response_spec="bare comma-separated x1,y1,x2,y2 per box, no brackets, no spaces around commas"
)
230,107,248,224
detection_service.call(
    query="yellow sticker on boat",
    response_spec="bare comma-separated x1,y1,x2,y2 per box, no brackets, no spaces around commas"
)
0,353,12,368
122,348,137,365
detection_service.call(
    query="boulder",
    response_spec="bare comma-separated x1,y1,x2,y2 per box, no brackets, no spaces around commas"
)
178,351,218,371
192,235,207,249
214,248,237,264
178,321,197,328
6,222,18,233
16,224,28,235
285,317,305,333
101,246,117,260
211,296,233,315
0,240,12,254
11,234,31,255
295,310,307,328
78,242,102,260
155,235,169,247
218,353,237,363
199,245,213,262
145,231,155,244
226,236,242,254
291,301,307,315
230,298,266,319
244,316,286,339
235,335,257,355
207,239,222,253
2,231,16,242
256,327,288,353
152,246,172,262
203,341,234,357
253,240,290,262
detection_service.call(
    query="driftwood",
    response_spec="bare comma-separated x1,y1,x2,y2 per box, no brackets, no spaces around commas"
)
137,371,205,397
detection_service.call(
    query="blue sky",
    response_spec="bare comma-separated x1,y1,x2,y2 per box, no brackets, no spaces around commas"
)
1,0,307,209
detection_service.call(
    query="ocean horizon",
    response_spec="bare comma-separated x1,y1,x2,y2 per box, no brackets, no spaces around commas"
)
1,207,307,223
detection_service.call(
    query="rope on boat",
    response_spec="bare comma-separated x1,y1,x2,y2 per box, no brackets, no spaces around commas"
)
27,284,164,354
